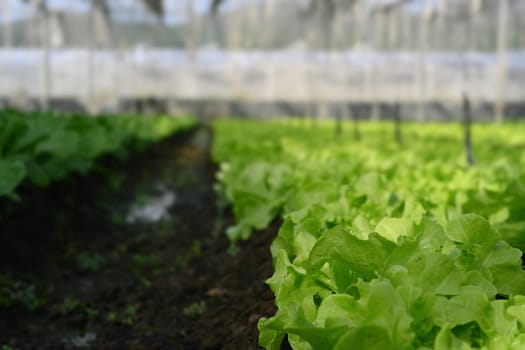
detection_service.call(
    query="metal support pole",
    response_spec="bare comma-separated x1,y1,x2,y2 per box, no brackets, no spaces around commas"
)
40,3,51,111
416,0,431,122
1,2,12,104
2,2,12,47
436,0,447,51
186,0,197,65
87,0,96,114
495,0,509,124
370,10,383,121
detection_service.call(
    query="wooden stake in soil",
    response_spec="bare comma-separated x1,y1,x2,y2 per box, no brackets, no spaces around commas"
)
335,114,343,136
463,94,475,165
394,103,402,145
352,106,361,141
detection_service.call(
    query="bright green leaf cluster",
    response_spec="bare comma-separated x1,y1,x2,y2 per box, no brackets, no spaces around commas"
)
0,110,196,199
212,119,525,349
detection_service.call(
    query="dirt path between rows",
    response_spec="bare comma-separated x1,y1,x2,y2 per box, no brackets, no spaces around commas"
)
0,127,280,350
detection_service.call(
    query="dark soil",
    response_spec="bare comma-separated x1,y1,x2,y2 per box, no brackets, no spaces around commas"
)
0,127,279,349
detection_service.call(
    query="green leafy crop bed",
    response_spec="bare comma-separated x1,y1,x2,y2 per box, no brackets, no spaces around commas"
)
0,110,196,199
212,119,525,350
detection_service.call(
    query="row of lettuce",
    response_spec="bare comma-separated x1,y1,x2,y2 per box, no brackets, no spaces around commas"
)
212,119,525,350
0,110,197,199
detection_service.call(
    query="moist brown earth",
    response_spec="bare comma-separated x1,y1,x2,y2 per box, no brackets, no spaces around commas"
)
0,127,282,350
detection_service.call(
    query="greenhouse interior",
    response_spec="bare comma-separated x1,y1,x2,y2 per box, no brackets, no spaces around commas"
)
1,0,524,349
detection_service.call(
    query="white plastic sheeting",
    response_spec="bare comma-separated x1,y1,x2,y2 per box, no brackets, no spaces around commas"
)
0,49,524,105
